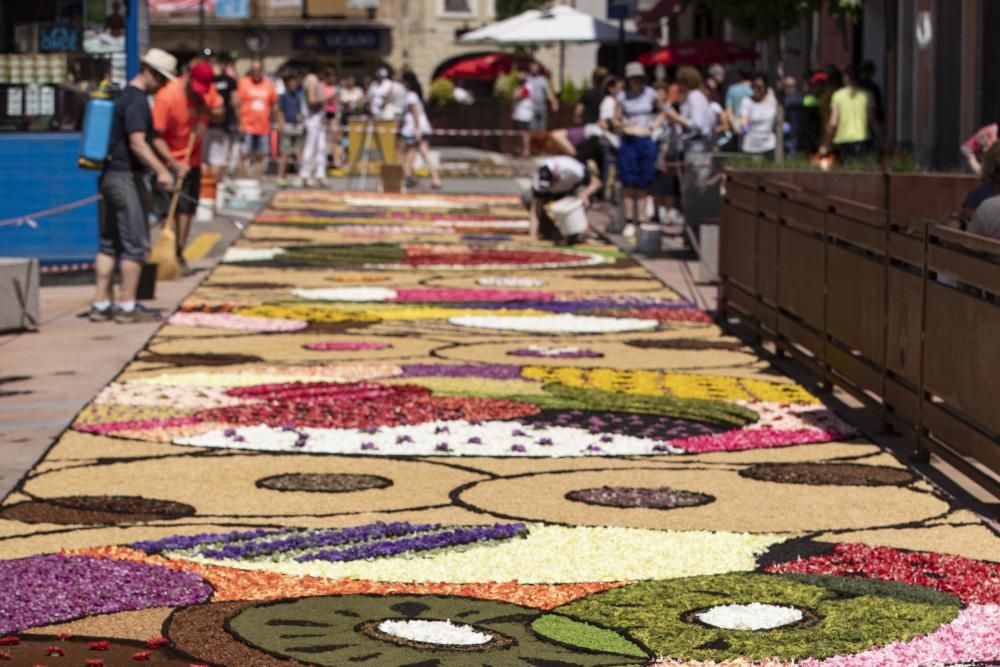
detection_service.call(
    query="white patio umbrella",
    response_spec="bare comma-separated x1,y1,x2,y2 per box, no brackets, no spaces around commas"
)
484,5,647,44
458,9,544,44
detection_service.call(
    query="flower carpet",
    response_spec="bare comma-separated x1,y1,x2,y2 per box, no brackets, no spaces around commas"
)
1,188,997,665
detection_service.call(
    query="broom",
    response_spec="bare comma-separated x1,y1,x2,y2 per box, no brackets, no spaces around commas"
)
149,130,197,281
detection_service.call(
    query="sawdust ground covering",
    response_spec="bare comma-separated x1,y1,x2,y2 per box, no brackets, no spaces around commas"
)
0,189,996,663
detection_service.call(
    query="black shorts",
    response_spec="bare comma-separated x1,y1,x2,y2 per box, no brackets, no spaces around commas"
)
176,167,201,216
513,120,531,132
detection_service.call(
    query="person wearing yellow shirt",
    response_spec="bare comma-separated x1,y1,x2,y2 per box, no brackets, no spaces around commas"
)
819,65,880,161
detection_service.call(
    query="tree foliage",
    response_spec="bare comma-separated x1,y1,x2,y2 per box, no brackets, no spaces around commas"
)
496,0,550,21
702,0,862,40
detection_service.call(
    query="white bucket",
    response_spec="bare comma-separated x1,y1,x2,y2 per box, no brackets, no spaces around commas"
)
232,178,261,201
195,198,214,222
548,196,589,237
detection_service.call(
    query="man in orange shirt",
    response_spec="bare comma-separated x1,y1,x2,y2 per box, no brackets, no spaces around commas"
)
152,59,223,270
237,57,278,178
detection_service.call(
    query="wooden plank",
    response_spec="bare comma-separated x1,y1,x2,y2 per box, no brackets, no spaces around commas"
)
726,179,758,213
927,244,1000,295
777,312,824,361
723,281,756,318
886,267,923,382
826,245,886,364
756,300,778,334
719,205,757,292
780,198,825,235
778,226,825,329
825,343,883,394
759,192,781,222
827,212,887,254
884,375,920,424
888,231,925,266
923,282,1000,434
932,224,1000,255
922,401,1000,477
756,217,779,303
827,195,885,226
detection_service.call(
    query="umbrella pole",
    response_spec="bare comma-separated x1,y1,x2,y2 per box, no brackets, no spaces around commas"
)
558,42,565,91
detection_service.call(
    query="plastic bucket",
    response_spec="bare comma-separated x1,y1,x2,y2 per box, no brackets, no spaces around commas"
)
634,223,663,254
232,178,261,201
548,197,588,237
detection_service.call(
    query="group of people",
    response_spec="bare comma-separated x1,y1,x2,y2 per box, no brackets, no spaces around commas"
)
202,57,439,190
90,46,448,324
524,60,886,240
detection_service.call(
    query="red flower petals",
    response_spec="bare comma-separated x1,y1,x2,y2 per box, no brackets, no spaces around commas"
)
87,640,110,651
145,637,168,648
0,639,17,646
201,382,538,429
765,542,1000,604
44,646,64,656
132,651,151,661
85,660,104,667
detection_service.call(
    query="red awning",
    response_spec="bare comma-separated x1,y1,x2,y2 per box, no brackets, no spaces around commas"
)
437,53,546,81
638,38,758,66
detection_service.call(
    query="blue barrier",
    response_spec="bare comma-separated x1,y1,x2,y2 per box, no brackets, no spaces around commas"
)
0,133,98,264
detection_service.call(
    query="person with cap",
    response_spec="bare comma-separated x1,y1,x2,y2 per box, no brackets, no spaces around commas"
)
615,61,661,236
152,58,223,271
528,137,603,245
204,51,238,182
90,48,178,324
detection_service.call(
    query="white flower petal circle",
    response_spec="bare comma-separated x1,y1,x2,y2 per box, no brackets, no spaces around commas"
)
696,603,804,631
292,287,398,301
376,619,492,646
477,277,546,287
449,314,658,334
223,247,286,263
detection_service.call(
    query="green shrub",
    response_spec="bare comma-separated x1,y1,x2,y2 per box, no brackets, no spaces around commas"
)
559,79,581,106
494,66,519,102
428,77,455,106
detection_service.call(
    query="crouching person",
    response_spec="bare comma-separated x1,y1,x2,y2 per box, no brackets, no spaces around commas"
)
528,137,602,245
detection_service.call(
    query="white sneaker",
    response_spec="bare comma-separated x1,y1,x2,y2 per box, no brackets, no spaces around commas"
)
623,223,637,238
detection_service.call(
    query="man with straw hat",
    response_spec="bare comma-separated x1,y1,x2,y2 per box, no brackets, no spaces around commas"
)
90,48,178,324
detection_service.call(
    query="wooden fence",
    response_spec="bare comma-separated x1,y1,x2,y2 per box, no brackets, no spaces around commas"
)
718,171,1000,498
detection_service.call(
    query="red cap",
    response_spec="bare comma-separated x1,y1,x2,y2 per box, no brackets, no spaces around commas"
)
809,71,829,85
189,61,215,95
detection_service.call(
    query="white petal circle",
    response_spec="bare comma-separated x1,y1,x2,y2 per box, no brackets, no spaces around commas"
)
376,619,492,646
222,247,286,263
477,277,546,287
449,314,658,334
696,603,804,631
291,287,398,301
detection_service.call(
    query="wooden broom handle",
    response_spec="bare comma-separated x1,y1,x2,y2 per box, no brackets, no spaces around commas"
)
165,128,199,226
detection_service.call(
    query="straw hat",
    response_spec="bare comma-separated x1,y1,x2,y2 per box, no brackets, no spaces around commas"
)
141,48,177,80
624,61,646,80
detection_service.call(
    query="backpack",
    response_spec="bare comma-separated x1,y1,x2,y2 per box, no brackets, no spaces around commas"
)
77,81,119,170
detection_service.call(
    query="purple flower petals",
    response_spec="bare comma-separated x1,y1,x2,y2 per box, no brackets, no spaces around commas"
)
511,444,527,452
0,555,211,634
296,522,527,563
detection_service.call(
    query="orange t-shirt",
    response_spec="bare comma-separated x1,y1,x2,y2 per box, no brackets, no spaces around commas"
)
237,76,278,136
152,78,223,168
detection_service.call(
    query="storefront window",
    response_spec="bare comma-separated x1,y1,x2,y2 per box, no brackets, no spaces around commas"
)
0,0,126,132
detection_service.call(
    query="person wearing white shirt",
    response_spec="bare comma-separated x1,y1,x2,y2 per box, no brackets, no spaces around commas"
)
400,71,441,190
615,62,660,233
366,67,393,118
737,73,778,157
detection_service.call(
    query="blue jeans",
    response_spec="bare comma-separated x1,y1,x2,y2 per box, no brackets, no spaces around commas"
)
618,134,656,190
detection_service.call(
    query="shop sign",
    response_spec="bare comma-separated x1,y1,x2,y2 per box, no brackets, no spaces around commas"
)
268,0,302,7
39,25,81,52
216,0,250,18
149,0,217,13
292,28,381,51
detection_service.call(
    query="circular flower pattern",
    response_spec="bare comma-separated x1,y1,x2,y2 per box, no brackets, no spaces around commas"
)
694,603,807,631
449,314,659,334
256,473,393,493
565,486,715,510
223,595,645,665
